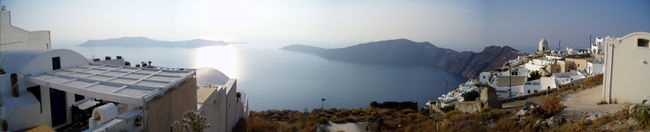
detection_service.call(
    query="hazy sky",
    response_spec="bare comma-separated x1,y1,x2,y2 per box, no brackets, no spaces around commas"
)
3,0,649,52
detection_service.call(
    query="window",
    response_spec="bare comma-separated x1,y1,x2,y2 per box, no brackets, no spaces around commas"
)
527,90,530,93
534,90,538,93
639,39,649,48
52,57,61,70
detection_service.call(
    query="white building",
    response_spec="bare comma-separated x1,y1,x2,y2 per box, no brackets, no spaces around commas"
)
521,79,542,95
591,37,606,55
0,6,248,131
539,38,549,52
603,32,650,104
492,75,526,98
0,6,50,50
586,58,604,76
478,72,497,85
540,77,558,90
552,71,585,85
523,58,554,72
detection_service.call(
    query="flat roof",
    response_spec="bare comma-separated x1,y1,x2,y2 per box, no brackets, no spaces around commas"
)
197,85,220,105
27,64,194,106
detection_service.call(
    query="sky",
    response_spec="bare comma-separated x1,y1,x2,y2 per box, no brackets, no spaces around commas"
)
2,0,649,52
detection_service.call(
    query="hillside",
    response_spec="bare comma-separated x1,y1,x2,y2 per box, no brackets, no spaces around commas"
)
281,39,525,78
78,36,228,48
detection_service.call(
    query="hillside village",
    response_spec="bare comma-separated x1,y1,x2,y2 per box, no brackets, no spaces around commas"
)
246,32,650,131
434,32,649,107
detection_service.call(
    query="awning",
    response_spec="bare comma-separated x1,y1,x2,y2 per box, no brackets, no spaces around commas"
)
27,64,194,106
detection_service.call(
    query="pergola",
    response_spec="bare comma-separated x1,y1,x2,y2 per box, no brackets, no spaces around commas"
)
27,64,194,106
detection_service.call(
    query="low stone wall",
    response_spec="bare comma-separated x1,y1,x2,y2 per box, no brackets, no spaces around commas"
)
454,101,483,113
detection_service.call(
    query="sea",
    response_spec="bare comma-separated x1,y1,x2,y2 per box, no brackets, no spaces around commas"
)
56,44,466,111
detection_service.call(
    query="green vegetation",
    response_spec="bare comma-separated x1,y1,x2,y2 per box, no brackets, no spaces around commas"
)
462,90,480,101
441,105,455,112
633,104,650,129
528,71,541,81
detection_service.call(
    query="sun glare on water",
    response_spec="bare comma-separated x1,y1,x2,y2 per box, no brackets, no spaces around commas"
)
193,45,239,78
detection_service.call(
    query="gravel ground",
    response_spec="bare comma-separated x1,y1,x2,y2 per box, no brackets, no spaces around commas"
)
560,85,625,119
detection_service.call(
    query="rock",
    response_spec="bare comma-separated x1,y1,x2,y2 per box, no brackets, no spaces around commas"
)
615,120,623,125
586,113,599,120
534,120,547,128
546,116,565,126
517,120,528,126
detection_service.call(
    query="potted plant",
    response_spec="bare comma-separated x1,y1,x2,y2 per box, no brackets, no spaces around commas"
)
2,119,7,131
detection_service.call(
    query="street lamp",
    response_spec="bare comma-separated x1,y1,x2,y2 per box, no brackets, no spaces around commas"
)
321,97,326,110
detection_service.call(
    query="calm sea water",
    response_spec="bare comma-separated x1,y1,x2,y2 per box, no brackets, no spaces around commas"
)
57,45,466,111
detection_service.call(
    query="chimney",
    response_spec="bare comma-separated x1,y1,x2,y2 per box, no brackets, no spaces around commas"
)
10,73,19,97
116,56,123,59
93,58,100,62
105,56,111,60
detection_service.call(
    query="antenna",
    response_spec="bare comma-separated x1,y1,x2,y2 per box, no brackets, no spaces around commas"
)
444,81,448,93
589,35,593,49
558,39,561,50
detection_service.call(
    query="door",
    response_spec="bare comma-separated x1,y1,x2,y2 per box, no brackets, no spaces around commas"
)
50,88,67,126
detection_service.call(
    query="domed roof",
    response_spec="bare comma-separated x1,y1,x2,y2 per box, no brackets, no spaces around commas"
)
539,38,548,43
196,67,230,86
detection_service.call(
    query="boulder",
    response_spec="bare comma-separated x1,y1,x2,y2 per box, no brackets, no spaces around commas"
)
546,116,565,126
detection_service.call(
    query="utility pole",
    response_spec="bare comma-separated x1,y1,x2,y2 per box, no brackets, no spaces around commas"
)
506,63,512,98
590,35,593,48
558,39,562,51
444,81,448,93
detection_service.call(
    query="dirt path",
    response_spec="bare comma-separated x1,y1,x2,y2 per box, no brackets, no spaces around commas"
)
324,121,368,132
560,85,625,119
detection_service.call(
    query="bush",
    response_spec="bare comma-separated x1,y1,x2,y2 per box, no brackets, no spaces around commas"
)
633,105,650,129
462,90,480,101
318,117,329,124
247,116,279,132
441,105,455,112
528,71,541,81
541,94,565,117
401,108,416,114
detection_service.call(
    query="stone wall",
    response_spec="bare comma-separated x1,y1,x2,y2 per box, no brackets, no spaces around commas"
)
454,101,483,113
146,77,197,132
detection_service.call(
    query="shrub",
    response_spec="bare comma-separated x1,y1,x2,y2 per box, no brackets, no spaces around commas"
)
462,90,480,101
318,117,329,124
528,71,541,81
633,105,650,129
441,105,455,112
491,117,518,132
247,116,279,132
401,108,416,114
541,94,565,117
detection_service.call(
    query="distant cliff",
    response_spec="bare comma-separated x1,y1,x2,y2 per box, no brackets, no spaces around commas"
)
78,37,228,48
281,39,525,78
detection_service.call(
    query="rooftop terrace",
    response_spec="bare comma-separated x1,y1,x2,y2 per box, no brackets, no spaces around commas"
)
27,64,195,106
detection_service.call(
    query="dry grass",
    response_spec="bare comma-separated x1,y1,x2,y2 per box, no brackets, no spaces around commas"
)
540,93,565,118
